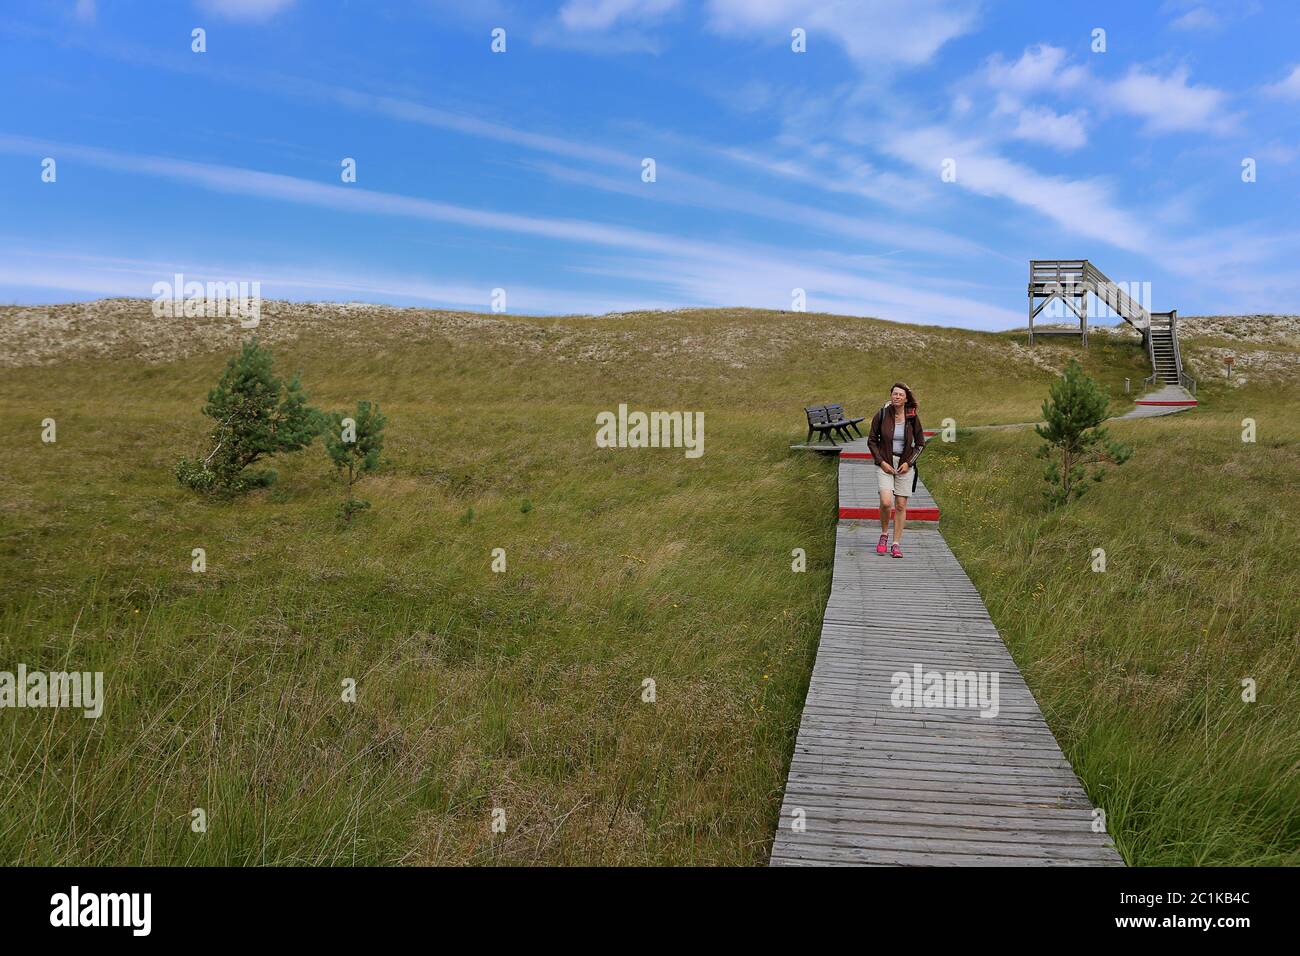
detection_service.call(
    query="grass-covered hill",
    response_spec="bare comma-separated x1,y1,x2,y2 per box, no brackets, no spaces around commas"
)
1,300,1296,865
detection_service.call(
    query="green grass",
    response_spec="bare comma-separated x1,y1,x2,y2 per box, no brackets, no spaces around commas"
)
924,384,1300,865
0,304,1293,864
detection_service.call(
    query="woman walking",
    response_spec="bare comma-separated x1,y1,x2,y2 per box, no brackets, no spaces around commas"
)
866,382,926,558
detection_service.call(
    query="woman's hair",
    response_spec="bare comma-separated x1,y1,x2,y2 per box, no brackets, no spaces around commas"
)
890,382,918,416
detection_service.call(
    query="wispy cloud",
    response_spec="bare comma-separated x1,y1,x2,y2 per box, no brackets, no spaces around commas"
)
1010,107,1089,152
558,0,680,31
984,44,1087,96
983,44,1236,137
707,140,937,210
0,134,695,257
881,125,1154,253
0,16,984,267
1104,66,1236,134
321,89,980,256
1169,7,1220,30
328,87,632,166
598,250,1025,327
6,3,1295,326
522,155,988,258
0,135,1019,325
705,0,979,69
0,246,682,315
535,0,684,53
1262,64,1300,100
194,0,296,23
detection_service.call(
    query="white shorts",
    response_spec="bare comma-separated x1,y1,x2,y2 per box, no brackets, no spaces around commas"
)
876,455,913,498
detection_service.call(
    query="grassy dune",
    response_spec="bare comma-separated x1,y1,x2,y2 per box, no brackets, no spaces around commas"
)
0,302,1294,865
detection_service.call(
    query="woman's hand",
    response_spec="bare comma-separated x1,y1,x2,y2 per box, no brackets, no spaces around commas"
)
898,461,910,474
880,462,895,475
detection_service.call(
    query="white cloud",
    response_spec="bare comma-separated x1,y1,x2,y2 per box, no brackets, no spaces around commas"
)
0,243,1025,326
1169,6,1220,30
574,248,1025,328
0,136,1022,326
877,121,1300,306
0,134,693,257
705,0,978,69
523,155,975,256
0,247,679,316
195,0,295,23
1104,66,1235,134
1011,107,1088,152
558,0,680,31
881,126,1153,253
984,44,1087,96
1256,142,1299,165
324,89,974,254
982,46,1233,137
333,88,632,166
531,25,668,54
981,45,1090,140
710,143,936,211
1263,65,1300,100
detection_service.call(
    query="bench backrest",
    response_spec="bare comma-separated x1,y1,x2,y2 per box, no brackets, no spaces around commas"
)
805,405,829,425
825,403,848,423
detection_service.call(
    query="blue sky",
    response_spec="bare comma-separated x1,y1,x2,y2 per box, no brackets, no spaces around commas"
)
1,0,1298,329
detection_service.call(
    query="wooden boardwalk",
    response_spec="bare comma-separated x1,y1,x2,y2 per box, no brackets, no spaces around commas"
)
771,451,1124,866
1118,384,1198,419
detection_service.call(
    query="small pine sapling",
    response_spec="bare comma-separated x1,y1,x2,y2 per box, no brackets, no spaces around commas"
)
324,400,387,523
1035,359,1133,506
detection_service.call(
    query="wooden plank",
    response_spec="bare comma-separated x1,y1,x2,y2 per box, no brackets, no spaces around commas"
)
776,828,1126,860
778,779,1092,811
772,841,1124,868
776,797,1102,828
776,817,1121,849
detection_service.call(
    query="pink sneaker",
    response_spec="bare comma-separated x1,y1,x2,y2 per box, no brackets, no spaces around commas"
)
876,533,889,555
890,543,903,559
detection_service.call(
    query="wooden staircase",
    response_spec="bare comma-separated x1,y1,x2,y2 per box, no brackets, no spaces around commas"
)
1028,260,1195,394
1148,313,1179,384
1144,310,1195,392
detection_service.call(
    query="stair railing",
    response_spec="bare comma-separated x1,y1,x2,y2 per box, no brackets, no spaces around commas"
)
1169,311,1197,394
1083,262,1150,330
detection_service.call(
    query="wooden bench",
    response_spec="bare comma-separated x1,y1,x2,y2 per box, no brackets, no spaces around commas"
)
805,405,840,444
825,403,864,438
804,404,864,445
